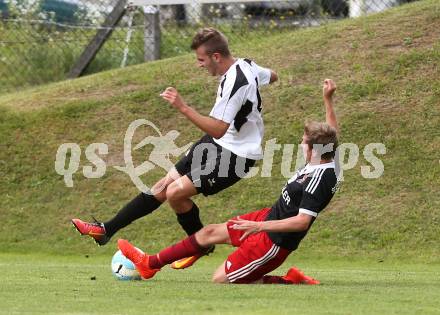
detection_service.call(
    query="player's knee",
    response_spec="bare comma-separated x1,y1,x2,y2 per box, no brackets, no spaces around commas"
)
194,224,221,247
211,273,229,284
165,183,180,202
152,186,167,203
203,224,217,235
151,178,169,202
197,224,217,240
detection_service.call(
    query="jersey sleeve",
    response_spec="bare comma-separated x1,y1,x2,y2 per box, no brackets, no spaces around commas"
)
209,68,249,124
254,63,271,86
298,169,334,217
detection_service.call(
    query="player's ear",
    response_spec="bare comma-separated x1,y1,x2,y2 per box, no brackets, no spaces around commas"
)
310,148,322,164
212,52,221,63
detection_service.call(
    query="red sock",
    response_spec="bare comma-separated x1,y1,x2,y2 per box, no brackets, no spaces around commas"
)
148,234,205,269
262,275,293,285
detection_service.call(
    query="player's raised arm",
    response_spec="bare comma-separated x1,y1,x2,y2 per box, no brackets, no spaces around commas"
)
323,79,339,133
160,87,229,139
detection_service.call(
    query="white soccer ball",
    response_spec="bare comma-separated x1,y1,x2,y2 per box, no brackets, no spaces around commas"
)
111,250,141,281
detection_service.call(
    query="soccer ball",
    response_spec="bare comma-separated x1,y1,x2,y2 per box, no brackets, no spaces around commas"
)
111,250,141,281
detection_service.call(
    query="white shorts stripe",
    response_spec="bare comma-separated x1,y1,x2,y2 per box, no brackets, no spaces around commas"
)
228,244,278,280
228,247,279,282
227,245,280,282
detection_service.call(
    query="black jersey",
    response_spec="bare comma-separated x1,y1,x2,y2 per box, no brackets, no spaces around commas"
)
266,161,338,250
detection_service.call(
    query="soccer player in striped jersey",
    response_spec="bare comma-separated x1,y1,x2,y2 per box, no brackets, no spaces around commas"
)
117,79,340,284
72,28,278,269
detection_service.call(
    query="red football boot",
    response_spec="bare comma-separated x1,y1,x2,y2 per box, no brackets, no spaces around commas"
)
71,217,110,246
117,239,160,280
282,267,320,285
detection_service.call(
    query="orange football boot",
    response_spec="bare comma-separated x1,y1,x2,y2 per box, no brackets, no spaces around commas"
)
282,267,320,285
117,239,160,280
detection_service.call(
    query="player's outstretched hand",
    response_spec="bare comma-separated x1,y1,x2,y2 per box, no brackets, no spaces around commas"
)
229,218,263,241
323,79,336,100
160,87,185,110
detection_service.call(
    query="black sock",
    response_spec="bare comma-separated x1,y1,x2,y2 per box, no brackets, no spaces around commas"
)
104,192,162,238
176,202,204,236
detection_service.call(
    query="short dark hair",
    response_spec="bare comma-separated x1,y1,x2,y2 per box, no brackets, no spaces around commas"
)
304,121,338,160
190,27,231,57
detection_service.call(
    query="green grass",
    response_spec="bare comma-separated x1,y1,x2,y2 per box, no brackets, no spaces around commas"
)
1,252,439,315
1,0,439,260
0,3,439,312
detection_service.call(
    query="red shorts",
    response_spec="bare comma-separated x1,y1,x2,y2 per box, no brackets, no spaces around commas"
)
225,208,291,283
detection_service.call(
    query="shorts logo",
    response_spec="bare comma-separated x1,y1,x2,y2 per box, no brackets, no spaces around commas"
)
226,261,232,270
208,178,216,187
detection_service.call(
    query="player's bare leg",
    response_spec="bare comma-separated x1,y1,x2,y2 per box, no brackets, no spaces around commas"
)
151,168,182,202
195,223,231,246
165,175,198,214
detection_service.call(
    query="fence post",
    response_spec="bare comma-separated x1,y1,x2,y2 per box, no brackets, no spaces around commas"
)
143,5,160,61
185,2,203,25
68,0,127,78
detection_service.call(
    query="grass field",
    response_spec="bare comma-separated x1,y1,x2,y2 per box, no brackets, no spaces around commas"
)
0,0,439,313
2,251,439,315
0,0,439,259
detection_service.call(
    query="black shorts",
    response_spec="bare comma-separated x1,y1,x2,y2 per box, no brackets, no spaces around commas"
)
174,134,256,196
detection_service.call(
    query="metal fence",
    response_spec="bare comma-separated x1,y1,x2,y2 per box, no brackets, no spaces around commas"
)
0,0,416,93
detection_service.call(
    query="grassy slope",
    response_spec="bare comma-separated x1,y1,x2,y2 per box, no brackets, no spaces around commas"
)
0,0,439,260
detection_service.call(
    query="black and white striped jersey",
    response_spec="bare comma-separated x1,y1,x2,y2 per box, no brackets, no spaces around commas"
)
210,58,271,160
266,161,338,250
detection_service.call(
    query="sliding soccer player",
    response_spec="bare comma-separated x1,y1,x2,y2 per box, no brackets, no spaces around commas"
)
118,79,340,284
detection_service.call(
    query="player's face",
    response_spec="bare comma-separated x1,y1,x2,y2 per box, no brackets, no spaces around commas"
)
195,46,219,76
301,133,312,163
